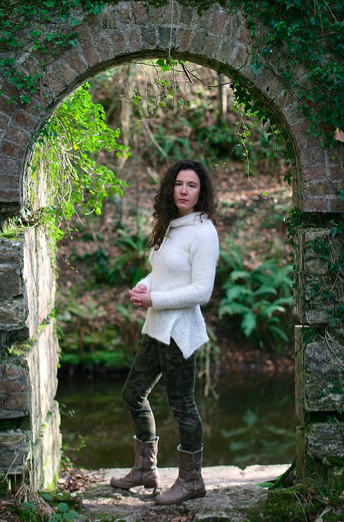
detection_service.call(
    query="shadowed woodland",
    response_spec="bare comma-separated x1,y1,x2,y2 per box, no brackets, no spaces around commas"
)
52,63,295,382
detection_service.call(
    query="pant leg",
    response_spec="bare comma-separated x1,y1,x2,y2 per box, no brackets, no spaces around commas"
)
160,338,203,452
122,335,162,442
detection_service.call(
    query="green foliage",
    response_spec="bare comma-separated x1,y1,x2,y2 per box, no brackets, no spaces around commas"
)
13,491,82,522
248,476,344,522
0,472,8,497
1,0,342,152
218,238,294,350
0,0,104,104
224,0,343,146
50,501,82,522
29,83,129,245
71,218,149,287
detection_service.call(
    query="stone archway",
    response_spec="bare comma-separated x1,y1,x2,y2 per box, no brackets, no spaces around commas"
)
0,1,343,489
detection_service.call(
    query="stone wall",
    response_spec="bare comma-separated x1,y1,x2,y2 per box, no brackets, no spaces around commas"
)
294,227,344,484
0,0,343,490
0,2,343,217
0,319,60,486
0,228,55,349
0,225,60,488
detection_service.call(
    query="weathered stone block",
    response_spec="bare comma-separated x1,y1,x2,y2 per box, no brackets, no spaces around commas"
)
1,400,61,490
0,432,30,474
0,239,22,265
295,326,344,421
54,62,79,87
141,26,157,49
213,37,236,64
113,31,128,56
0,300,26,327
295,228,343,325
0,227,55,337
127,28,142,53
0,155,21,176
180,5,194,26
0,267,22,299
100,10,119,30
204,34,220,58
13,110,38,131
65,49,88,75
158,26,176,49
296,426,328,483
31,400,61,490
81,41,101,68
42,72,65,97
116,4,132,23
133,2,149,24
1,140,23,160
0,173,20,192
175,28,192,52
188,29,206,54
307,422,344,462
210,10,229,34
4,127,30,148
0,319,59,442
22,227,56,337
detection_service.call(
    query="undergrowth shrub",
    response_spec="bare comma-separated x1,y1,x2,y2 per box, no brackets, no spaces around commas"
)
217,238,294,350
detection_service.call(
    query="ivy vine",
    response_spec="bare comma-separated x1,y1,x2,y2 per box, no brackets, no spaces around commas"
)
0,0,343,244
1,0,343,146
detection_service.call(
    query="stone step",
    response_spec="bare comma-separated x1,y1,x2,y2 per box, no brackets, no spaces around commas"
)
81,464,290,522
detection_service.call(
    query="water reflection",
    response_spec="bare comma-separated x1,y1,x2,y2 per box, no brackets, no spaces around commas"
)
57,373,296,469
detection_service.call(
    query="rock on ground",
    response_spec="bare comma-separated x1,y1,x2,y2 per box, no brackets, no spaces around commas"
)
80,464,289,521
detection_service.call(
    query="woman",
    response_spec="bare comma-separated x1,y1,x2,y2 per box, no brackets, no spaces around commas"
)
110,159,219,505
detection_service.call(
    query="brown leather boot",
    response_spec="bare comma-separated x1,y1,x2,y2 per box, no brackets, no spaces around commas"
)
110,436,160,490
155,445,206,505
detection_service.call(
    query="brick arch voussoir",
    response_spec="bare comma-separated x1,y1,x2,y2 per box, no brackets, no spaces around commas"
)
1,0,341,215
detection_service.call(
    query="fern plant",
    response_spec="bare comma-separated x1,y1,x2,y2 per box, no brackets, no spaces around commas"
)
73,217,150,287
218,239,294,350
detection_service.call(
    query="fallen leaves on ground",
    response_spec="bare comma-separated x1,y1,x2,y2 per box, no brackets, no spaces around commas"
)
57,466,104,494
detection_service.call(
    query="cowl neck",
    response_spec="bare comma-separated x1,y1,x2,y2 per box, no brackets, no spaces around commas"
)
169,212,204,229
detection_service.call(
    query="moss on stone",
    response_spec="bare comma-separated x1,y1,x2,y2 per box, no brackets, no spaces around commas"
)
7,319,51,357
43,471,59,492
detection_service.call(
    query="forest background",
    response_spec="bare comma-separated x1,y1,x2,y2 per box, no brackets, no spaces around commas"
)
45,60,296,388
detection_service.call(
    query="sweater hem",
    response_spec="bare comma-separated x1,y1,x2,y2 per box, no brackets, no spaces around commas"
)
141,328,208,359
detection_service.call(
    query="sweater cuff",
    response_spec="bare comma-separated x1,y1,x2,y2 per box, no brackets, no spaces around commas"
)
151,291,166,310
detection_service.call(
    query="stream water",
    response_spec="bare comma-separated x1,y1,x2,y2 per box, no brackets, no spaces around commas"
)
57,372,296,470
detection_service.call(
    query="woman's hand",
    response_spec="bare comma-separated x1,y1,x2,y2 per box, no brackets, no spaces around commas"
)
131,283,147,294
129,285,152,309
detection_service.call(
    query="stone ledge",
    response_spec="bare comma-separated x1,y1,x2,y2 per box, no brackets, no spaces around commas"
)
81,464,289,522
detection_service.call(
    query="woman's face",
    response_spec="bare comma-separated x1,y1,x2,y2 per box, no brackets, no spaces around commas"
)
173,169,201,217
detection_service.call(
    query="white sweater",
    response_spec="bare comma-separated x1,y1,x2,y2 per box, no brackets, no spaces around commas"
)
139,212,219,359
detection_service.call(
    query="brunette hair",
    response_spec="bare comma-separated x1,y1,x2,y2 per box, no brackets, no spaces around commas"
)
146,159,218,250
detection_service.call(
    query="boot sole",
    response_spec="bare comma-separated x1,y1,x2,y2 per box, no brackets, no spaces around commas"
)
111,482,160,490
155,489,206,505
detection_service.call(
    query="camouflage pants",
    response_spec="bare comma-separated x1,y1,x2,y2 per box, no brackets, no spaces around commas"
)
122,335,203,452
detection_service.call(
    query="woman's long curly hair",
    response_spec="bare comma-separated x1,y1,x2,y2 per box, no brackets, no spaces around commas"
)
147,159,218,250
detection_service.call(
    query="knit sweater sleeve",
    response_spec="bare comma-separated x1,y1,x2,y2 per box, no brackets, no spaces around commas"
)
151,225,219,310
137,271,153,291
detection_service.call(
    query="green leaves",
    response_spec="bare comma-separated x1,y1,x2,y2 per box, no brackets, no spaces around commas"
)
30,83,129,246
218,240,294,349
